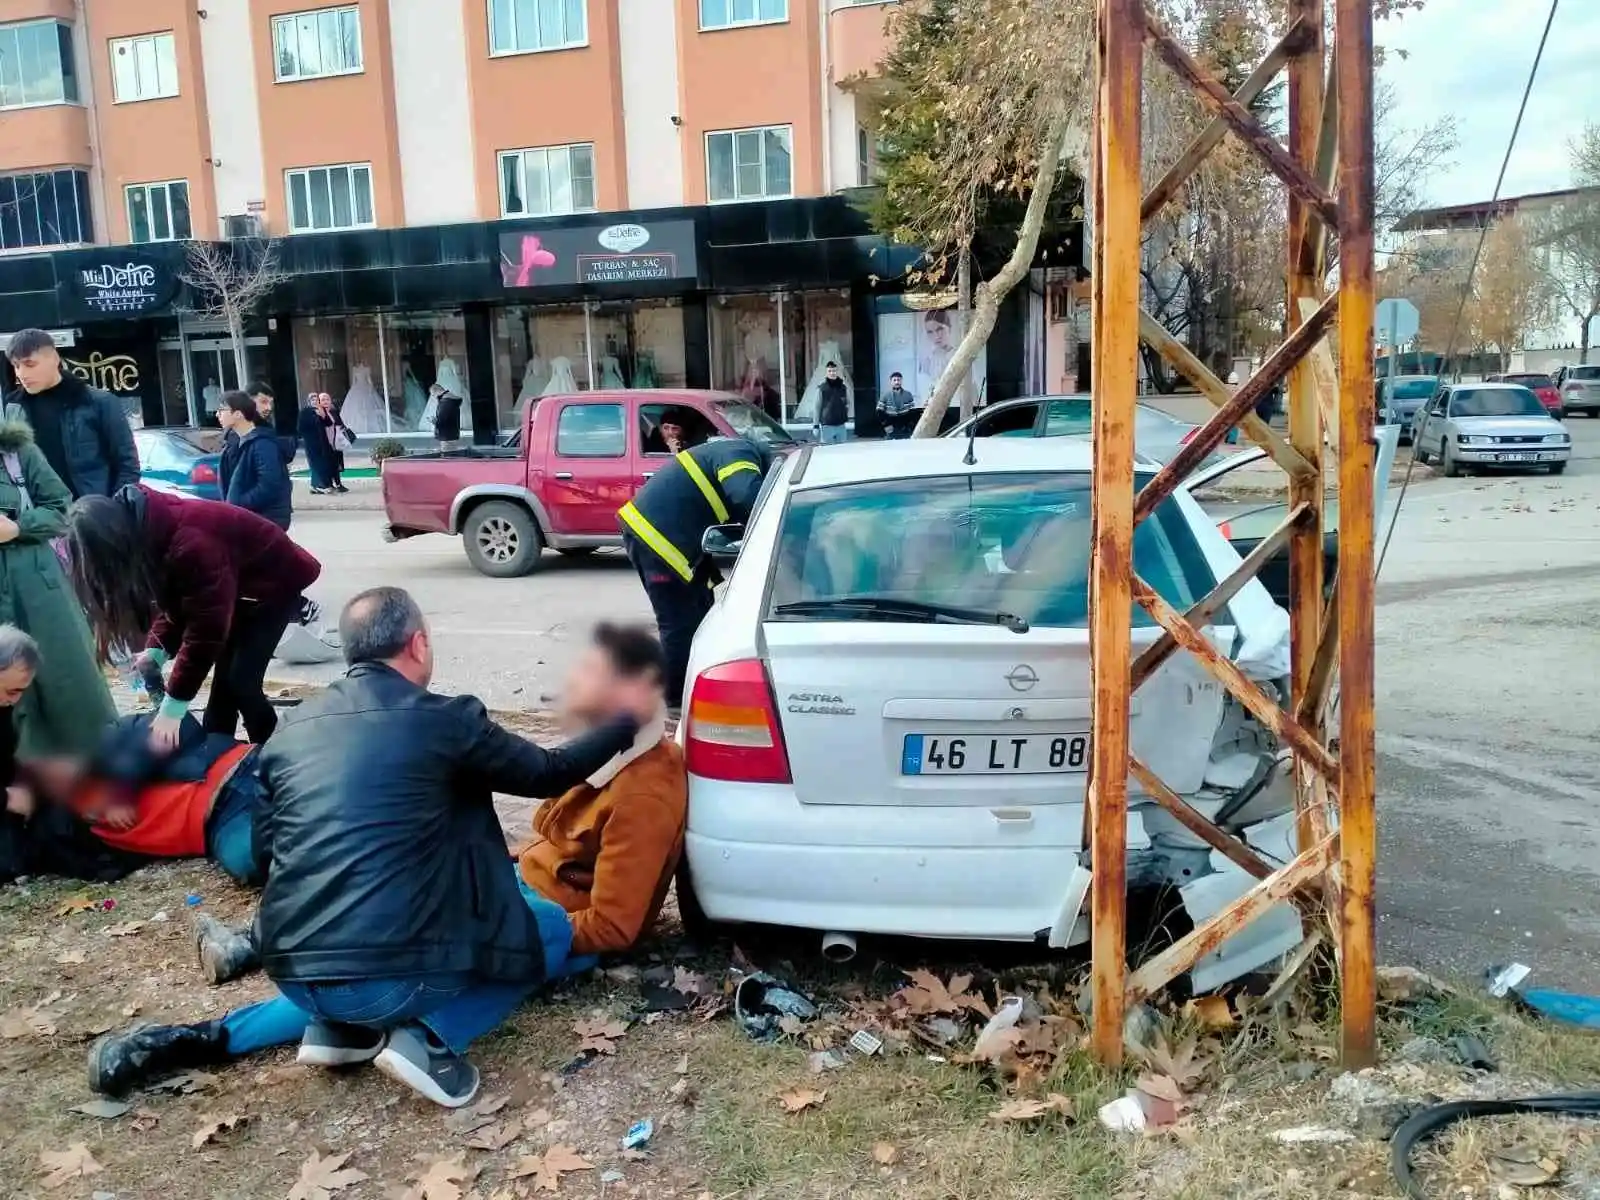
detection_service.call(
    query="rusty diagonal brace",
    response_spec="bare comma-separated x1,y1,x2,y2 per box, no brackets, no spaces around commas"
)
1132,574,1340,782
1135,292,1339,526
1131,500,1313,689
1141,14,1316,222
1297,567,1342,727
1143,7,1341,231
1130,754,1274,880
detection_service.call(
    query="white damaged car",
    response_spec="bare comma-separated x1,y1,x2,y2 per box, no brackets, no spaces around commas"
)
677,436,1369,991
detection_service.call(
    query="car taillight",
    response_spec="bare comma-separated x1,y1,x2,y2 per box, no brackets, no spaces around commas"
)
1217,521,1232,539
684,658,791,784
189,462,218,484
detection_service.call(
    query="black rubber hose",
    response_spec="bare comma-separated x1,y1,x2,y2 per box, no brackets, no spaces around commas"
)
1390,1093,1600,1199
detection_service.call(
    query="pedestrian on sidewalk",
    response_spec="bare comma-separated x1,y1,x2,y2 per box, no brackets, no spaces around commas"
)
815,361,850,445
2,328,138,500
217,392,293,530
65,484,321,746
429,383,463,451
0,421,114,756
319,393,353,494
876,371,918,439
296,394,338,494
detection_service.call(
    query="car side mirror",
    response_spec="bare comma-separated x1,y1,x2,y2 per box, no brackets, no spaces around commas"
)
702,523,744,565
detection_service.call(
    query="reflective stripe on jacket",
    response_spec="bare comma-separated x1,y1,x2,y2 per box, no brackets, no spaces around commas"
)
617,439,768,582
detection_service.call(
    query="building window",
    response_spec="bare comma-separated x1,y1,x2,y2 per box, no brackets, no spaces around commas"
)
109,32,179,102
0,20,78,109
0,169,92,250
706,125,793,204
285,163,375,233
498,144,596,217
489,0,587,55
126,180,191,243
699,0,786,30
272,5,362,82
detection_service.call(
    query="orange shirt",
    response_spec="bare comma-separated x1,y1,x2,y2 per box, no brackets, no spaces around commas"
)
70,743,255,858
516,739,687,957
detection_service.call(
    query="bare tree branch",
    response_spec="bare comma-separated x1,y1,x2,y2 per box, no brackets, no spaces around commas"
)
179,238,289,383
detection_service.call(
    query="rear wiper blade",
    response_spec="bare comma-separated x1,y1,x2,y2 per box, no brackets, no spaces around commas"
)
772,597,1029,634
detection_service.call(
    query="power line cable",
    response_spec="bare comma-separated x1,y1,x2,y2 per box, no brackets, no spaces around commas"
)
1375,0,1560,580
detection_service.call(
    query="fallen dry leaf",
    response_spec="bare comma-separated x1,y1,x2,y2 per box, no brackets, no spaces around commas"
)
524,1106,554,1129
1489,1145,1561,1187
54,896,99,916
572,1016,627,1055
899,969,992,1018
106,921,145,937
287,1148,369,1200
397,1156,479,1200
671,966,708,995
872,1142,900,1165
69,1099,130,1119
777,1087,827,1114
1,1005,57,1039
1136,1073,1187,1105
509,1144,593,1192
130,1107,161,1132
55,948,88,965
1141,1031,1206,1090
150,1070,215,1094
464,1120,521,1152
668,1076,696,1104
443,1095,509,1134
777,1014,806,1037
989,1094,1074,1122
1187,995,1236,1030
192,1112,247,1149
38,1143,102,1189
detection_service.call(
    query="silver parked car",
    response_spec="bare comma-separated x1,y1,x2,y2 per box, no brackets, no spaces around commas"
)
943,393,1230,466
1554,363,1600,417
1411,382,1571,476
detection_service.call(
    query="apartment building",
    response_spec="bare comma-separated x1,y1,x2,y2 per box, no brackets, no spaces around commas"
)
0,0,1062,435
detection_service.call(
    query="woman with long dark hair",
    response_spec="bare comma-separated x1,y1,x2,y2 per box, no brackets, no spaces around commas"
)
218,391,293,529
296,394,336,495
67,486,321,749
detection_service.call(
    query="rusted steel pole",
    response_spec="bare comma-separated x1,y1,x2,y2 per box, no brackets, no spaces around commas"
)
1287,0,1328,857
1334,0,1378,1070
1087,0,1143,1068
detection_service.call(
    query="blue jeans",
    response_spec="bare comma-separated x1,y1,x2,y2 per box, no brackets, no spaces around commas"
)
818,424,848,445
205,764,262,887
222,869,596,1056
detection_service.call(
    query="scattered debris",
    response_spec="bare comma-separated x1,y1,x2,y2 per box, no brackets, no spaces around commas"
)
971,995,1025,1059
1397,1036,1453,1066
286,1149,368,1200
56,948,88,965
807,1049,848,1074
600,1168,625,1184
1187,994,1236,1030
897,969,992,1018
573,1017,629,1055
510,1145,593,1192
1098,1094,1148,1134
444,1094,509,1135
871,1142,900,1166
38,1143,103,1190
1,1003,58,1038
620,1118,653,1151
129,1108,160,1133
989,1094,1073,1122
777,1087,827,1114
105,921,145,937
1271,1126,1356,1144
734,972,818,1042
400,1155,478,1200
1487,1144,1561,1188
148,1070,216,1095
847,1029,883,1057
69,1099,131,1119
464,1120,521,1152
54,896,101,916
191,1113,248,1149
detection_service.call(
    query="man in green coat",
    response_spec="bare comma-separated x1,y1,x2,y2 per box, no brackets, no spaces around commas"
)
0,420,115,756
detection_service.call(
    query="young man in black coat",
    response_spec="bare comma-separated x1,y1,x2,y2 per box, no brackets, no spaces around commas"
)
3,328,138,499
87,588,658,1109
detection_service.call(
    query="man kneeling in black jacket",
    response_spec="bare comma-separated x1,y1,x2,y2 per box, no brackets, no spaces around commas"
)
88,586,653,1109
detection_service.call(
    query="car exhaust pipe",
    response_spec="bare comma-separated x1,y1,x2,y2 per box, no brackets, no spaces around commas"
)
820,931,857,963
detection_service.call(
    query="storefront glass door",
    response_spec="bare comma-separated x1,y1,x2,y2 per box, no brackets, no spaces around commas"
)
163,331,269,426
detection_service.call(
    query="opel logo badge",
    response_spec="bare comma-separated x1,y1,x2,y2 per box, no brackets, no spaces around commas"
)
1006,664,1039,692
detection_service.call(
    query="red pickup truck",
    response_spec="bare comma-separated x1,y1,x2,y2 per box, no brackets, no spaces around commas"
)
381,388,795,577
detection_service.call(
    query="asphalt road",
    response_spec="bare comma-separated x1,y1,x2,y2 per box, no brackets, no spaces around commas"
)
280,414,1600,991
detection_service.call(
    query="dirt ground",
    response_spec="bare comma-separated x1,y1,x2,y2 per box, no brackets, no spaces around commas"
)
4,703,1599,1199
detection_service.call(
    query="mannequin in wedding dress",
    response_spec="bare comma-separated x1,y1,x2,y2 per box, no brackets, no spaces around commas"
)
541,356,579,396
796,342,853,423
402,365,428,430
518,355,549,404
341,364,387,433
599,354,626,390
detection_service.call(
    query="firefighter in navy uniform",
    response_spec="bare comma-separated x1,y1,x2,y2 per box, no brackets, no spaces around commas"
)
618,437,775,708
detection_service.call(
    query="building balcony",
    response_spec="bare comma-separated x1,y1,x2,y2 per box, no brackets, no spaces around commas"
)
829,0,897,85
0,102,91,173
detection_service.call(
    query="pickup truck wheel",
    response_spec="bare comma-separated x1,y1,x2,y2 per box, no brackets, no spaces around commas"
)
463,501,543,577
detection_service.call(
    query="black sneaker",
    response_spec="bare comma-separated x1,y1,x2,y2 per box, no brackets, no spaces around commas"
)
373,1024,479,1108
88,1019,229,1097
309,486,332,495
194,915,259,985
297,1021,385,1068
297,597,322,628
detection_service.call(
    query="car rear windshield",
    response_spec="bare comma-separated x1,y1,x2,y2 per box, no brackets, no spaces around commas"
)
1502,374,1553,388
1570,366,1600,381
766,472,1210,629
1449,387,1546,418
1389,378,1438,399
711,399,798,449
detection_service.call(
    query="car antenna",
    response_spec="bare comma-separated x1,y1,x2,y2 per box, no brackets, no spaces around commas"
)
962,420,978,466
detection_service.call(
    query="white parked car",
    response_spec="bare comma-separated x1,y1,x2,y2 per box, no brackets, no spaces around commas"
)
677,437,1307,992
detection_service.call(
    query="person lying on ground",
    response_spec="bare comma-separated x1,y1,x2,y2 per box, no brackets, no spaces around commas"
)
189,621,687,984
21,709,266,894
87,586,654,1109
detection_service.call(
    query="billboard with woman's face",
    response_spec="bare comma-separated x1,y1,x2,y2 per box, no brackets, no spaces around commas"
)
876,308,986,403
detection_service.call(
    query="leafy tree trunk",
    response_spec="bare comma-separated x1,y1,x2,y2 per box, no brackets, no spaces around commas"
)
1582,313,1594,364
913,111,1069,438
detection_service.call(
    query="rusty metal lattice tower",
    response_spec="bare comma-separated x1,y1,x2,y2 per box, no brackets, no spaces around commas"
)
1087,0,1377,1064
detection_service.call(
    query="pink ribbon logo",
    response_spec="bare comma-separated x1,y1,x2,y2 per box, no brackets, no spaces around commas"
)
502,234,557,286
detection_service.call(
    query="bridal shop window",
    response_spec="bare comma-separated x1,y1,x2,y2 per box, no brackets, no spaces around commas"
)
291,311,470,437
491,300,687,430
710,290,851,423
